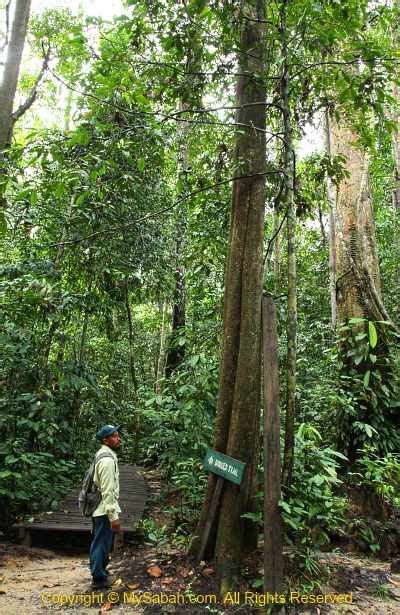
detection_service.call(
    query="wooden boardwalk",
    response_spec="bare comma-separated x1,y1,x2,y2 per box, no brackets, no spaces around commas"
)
16,464,148,546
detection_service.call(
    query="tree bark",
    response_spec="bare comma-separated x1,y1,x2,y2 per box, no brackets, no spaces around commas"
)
393,0,400,209
155,300,168,395
393,109,400,210
164,113,188,377
262,295,283,594
324,110,338,329
0,0,32,150
190,0,266,590
125,276,138,393
281,0,297,490
330,120,382,322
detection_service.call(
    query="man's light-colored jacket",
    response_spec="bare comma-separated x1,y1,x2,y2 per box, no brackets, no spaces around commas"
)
92,444,121,522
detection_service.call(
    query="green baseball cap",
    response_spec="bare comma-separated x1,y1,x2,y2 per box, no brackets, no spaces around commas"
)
96,424,121,440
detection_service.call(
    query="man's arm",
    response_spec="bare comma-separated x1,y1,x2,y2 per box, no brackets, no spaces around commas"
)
96,457,120,528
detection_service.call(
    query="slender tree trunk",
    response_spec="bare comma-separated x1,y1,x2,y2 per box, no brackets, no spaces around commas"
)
79,296,91,365
325,110,338,329
190,1,266,591
155,301,168,395
281,0,297,489
393,0,400,209
125,276,138,393
0,0,32,150
393,101,400,210
273,205,281,293
262,295,283,593
165,109,188,377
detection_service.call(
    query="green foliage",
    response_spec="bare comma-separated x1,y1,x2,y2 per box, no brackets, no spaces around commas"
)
358,526,380,554
374,583,391,600
141,518,168,546
0,450,77,528
138,353,217,475
350,445,400,507
333,320,400,458
280,425,348,549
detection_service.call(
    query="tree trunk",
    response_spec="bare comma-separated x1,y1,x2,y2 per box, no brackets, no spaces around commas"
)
273,205,281,293
262,295,283,594
0,0,32,150
165,114,188,377
330,120,382,322
155,301,168,395
393,98,400,210
281,0,297,490
190,0,266,591
393,0,400,209
125,276,138,393
324,110,338,329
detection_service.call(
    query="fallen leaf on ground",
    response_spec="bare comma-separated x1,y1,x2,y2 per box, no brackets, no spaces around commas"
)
126,583,140,590
112,578,123,587
179,568,190,578
147,565,162,578
99,603,112,613
202,567,214,576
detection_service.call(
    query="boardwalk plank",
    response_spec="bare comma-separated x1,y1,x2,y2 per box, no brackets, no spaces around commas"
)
15,463,148,536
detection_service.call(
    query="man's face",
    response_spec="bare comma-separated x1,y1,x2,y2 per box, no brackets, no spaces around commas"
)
104,432,121,449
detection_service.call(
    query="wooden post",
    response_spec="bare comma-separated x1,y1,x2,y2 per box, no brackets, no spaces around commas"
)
196,477,223,563
19,527,32,547
113,529,124,554
262,295,283,593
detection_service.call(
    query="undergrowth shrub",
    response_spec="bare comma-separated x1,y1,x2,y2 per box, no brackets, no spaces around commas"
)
333,319,400,459
350,444,400,506
280,424,348,550
137,352,217,531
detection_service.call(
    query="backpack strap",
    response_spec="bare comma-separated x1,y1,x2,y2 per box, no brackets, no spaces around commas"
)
94,451,117,471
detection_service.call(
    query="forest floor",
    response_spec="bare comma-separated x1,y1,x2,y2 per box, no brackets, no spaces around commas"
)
1,470,400,615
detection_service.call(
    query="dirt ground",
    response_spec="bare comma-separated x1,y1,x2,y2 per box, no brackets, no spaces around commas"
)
2,470,400,614
1,541,400,615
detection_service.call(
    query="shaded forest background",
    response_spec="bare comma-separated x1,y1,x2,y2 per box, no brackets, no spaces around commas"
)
0,0,400,588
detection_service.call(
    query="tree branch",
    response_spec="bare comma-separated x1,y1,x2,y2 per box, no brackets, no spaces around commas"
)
12,44,51,124
0,0,11,53
50,70,284,133
49,171,284,248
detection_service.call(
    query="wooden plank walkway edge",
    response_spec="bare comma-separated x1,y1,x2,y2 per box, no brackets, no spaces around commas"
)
14,463,148,551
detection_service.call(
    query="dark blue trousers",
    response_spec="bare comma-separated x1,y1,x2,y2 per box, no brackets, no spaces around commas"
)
90,515,113,581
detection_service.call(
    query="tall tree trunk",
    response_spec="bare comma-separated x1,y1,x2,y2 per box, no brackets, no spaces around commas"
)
393,100,400,210
164,116,188,378
262,295,283,593
273,205,281,293
155,300,168,395
125,276,138,393
190,0,266,591
0,0,32,150
393,0,400,210
324,110,338,329
281,0,297,490
165,229,186,376
331,120,383,322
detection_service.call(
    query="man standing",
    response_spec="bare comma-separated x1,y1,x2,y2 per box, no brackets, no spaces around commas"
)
90,424,122,589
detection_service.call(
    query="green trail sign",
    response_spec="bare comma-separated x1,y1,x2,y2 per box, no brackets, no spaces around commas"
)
203,448,246,485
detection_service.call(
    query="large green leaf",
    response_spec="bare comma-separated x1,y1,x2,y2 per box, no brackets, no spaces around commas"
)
368,321,378,348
